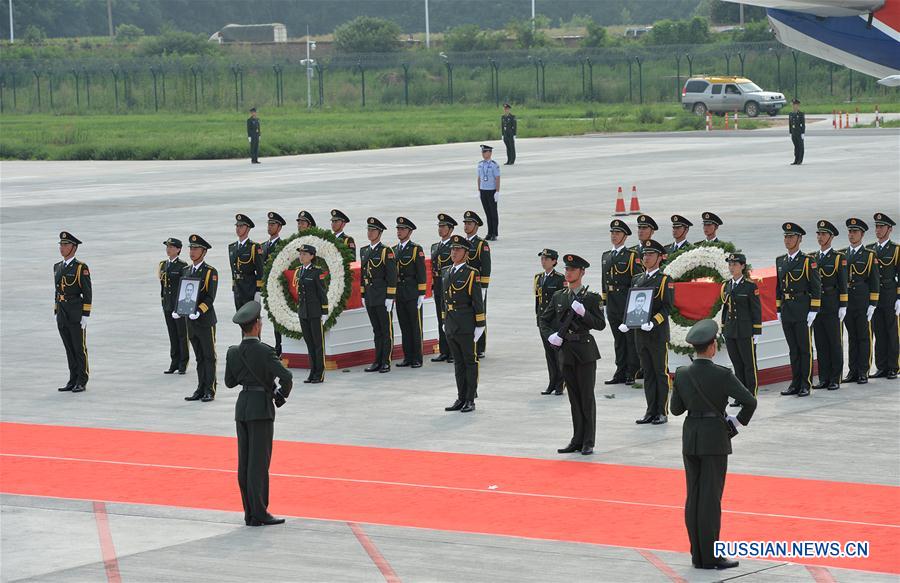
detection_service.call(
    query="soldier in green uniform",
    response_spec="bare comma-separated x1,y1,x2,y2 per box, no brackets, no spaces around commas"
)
541,254,606,455
621,239,674,425
788,98,805,165
776,223,822,397
229,214,264,311
720,253,762,405
701,212,723,243
602,220,643,386
431,214,456,363
296,210,316,233
501,103,517,165
159,237,189,375
442,235,485,413
535,249,566,395
667,214,693,255
247,107,261,164
330,209,357,261
360,217,397,373
179,234,219,402
869,213,899,379
394,217,427,368
55,231,92,393
225,301,293,526
671,319,757,571
843,218,879,384
261,212,286,356
813,221,848,390
463,210,492,358
293,244,328,383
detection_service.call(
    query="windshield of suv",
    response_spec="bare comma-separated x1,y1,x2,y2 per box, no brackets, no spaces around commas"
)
738,82,763,93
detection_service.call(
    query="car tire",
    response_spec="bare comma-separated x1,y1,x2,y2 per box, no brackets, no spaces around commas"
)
692,102,707,116
744,101,760,118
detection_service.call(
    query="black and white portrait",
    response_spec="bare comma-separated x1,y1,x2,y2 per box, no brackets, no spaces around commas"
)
624,287,654,328
176,277,200,316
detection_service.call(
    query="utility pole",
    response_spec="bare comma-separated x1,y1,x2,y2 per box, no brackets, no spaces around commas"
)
107,0,114,37
8,0,13,42
305,25,313,110
532,0,536,30
425,0,430,48
739,4,744,27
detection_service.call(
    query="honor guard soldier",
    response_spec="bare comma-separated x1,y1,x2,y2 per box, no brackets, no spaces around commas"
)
442,236,486,413
541,254,607,455
431,214,457,363
813,221,848,390
229,214,264,311
701,212,723,243
869,213,899,379
476,145,501,241
633,214,658,250
602,220,643,386
463,210,492,357
394,217,427,368
788,98,805,165
671,319,757,571
621,239,674,425
296,210,316,233
360,217,397,373
55,232,92,393
179,234,219,402
843,218,879,384
260,212,286,355
294,244,328,383
535,249,566,395
721,253,762,404
247,107,261,164
667,215,693,255
330,209,357,261
225,301,293,526
775,223,822,396
501,103,517,165
160,237,189,375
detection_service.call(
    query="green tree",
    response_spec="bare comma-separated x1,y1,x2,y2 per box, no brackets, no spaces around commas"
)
734,20,775,42
699,0,767,24
138,30,212,56
506,15,550,49
645,17,710,45
443,24,504,52
581,20,607,48
333,16,402,53
22,24,46,44
114,23,145,43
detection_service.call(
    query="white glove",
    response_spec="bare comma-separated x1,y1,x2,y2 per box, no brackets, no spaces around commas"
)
571,300,585,317
895,300,900,316
171,311,180,320
777,312,782,323
254,292,261,303
80,316,88,328
248,137,251,142
838,307,847,321
417,296,424,309
474,326,485,342
726,414,744,428
752,335,759,345
494,191,499,203
441,324,445,333
482,288,488,302
618,323,629,333
806,312,817,327
385,299,394,312
321,315,327,324
866,305,875,321
640,322,654,332
547,332,563,347
189,312,200,320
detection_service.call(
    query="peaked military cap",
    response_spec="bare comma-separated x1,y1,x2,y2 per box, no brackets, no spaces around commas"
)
232,300,261,325
267,212,286,226
331,209,350,223
299,244,317,255
296,211,316,226
873,213,896,227
163,237,183,248
701,212,723,226
367,217,387,231
685,319,719,346
640,239,666,254
538,248,559,259
791,98,800,105
59,231,82,245
636,214,659,230
609,219,632,235
846,218,868,231
563,254,590,269
449,234,471,250
463,210,484,226
235,214,255,228
396,216,417,230
782,222,805,236
503,103,511,108
726,253,746,264
480,144,493,152
437,213,458,227
816,220,838,236
249,107,257,112
188,234,212,249
671,214,693,227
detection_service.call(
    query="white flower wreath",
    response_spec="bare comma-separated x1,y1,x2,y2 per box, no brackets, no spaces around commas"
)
663,245,730,351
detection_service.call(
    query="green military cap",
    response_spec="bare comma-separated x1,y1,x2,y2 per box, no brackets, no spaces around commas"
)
641,239,666,255
480,144,493,152
873,213,896,227
610,219,632,235
331,209,350,223
367,217,387,231
463,210,484,226
449,234,471,250
563,253,590,269
701,212,723,226
791,98,800,105
636,214,658,230
396,216,417,230
845,217,868,232
249,107,257,112
726,252,746,264
232,300,261,325
503,103,511,108
188,234,212,249
538,248,559,259
299,244,317,255
671,214,693,227
267,212,286,226
685,319,719,346
297,211,316,227
163,237,183,248
235,213,255,228
438,213,458,227
58,231,82,245
782,222,806,236
816,220,838,236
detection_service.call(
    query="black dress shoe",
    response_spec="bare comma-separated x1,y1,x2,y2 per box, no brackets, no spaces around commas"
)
71,384,86,393
431,354,449,362
635,414,654,424
309,378,323,384
201,392,215,402
185,392,202,401
604,377,625,385
781,386,799,395
176,370,187,375
460,401,476,412
813,381,829,389
447,357,454,363
624,377,635,385
58,384,75,392
540,387,554,395
445,399,464,411
557,444,580,454
857,376,868,384
581,446,594,455
888,370,898,380
827,383,840,390
797,387,810,397
477,352,485,359
705,558,739,570
303,378,313,383
249,516,285,526
163,368,177,375
841,374,859,383
871,369,888,378
411,362,422,368
553,389,564,395
379,364,391,373
396,361,411,367
364,363,380,372
652,415,668,424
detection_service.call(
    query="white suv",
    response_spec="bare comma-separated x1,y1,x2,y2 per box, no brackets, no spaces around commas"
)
682,76,786,117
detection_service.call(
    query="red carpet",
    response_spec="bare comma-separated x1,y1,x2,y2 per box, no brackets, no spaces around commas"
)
1,422,897,574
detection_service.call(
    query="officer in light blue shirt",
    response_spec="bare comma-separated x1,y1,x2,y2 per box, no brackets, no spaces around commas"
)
476,145,501,241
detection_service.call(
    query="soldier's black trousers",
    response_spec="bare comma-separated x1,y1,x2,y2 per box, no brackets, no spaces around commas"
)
236,419,273,522
163,308,189,372
725,336,758,395
479,189,499,240
273,330,282,356
782,320,813,389
540,332,564,391
447,332,478,401
233,282,256,311
683,454,728,568
813,311,843,384
791,133,804,164
433,282,449,356
396,299,423,364
367,306,393,366
299,317,325,380
562,361,596,448
477,291,488,355
609,315,639,379
635,333,669,417
249,137,260,163
872,305,899,373
503,135,516,164
188,324,217,396
57,316,89,386
845,309,872,378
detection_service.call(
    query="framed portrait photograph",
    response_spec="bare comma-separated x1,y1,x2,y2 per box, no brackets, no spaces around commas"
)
624,287,655,329
176,277,201,316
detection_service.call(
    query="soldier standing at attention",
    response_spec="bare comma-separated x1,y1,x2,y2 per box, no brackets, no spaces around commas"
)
160,237,189,375
534,249,566,395
431,214,456,363
776,223,822,397
671,319,757,571
360,217,397,373
602,220,643,386
225,301,293,526
442,236,485,413
869,213,899,380
247,107,261,164
463,211,492,358
294,244,328,384
394,217,427,368
330,209,357,261
633,214,657,250
700,212,723,243
667,215,693,255
260,212,286,356
296,211,316,233
843,218,879,384
542,254,606,455
788,98,805,165
813,221,848,390
229,214,264,311
501,103,517,165
178,234,219,403
720,253,762,405
476,145,501,241
55,232,92,393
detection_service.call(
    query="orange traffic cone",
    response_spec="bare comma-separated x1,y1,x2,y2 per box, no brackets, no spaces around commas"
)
613,187,627,216
628,186,641,215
